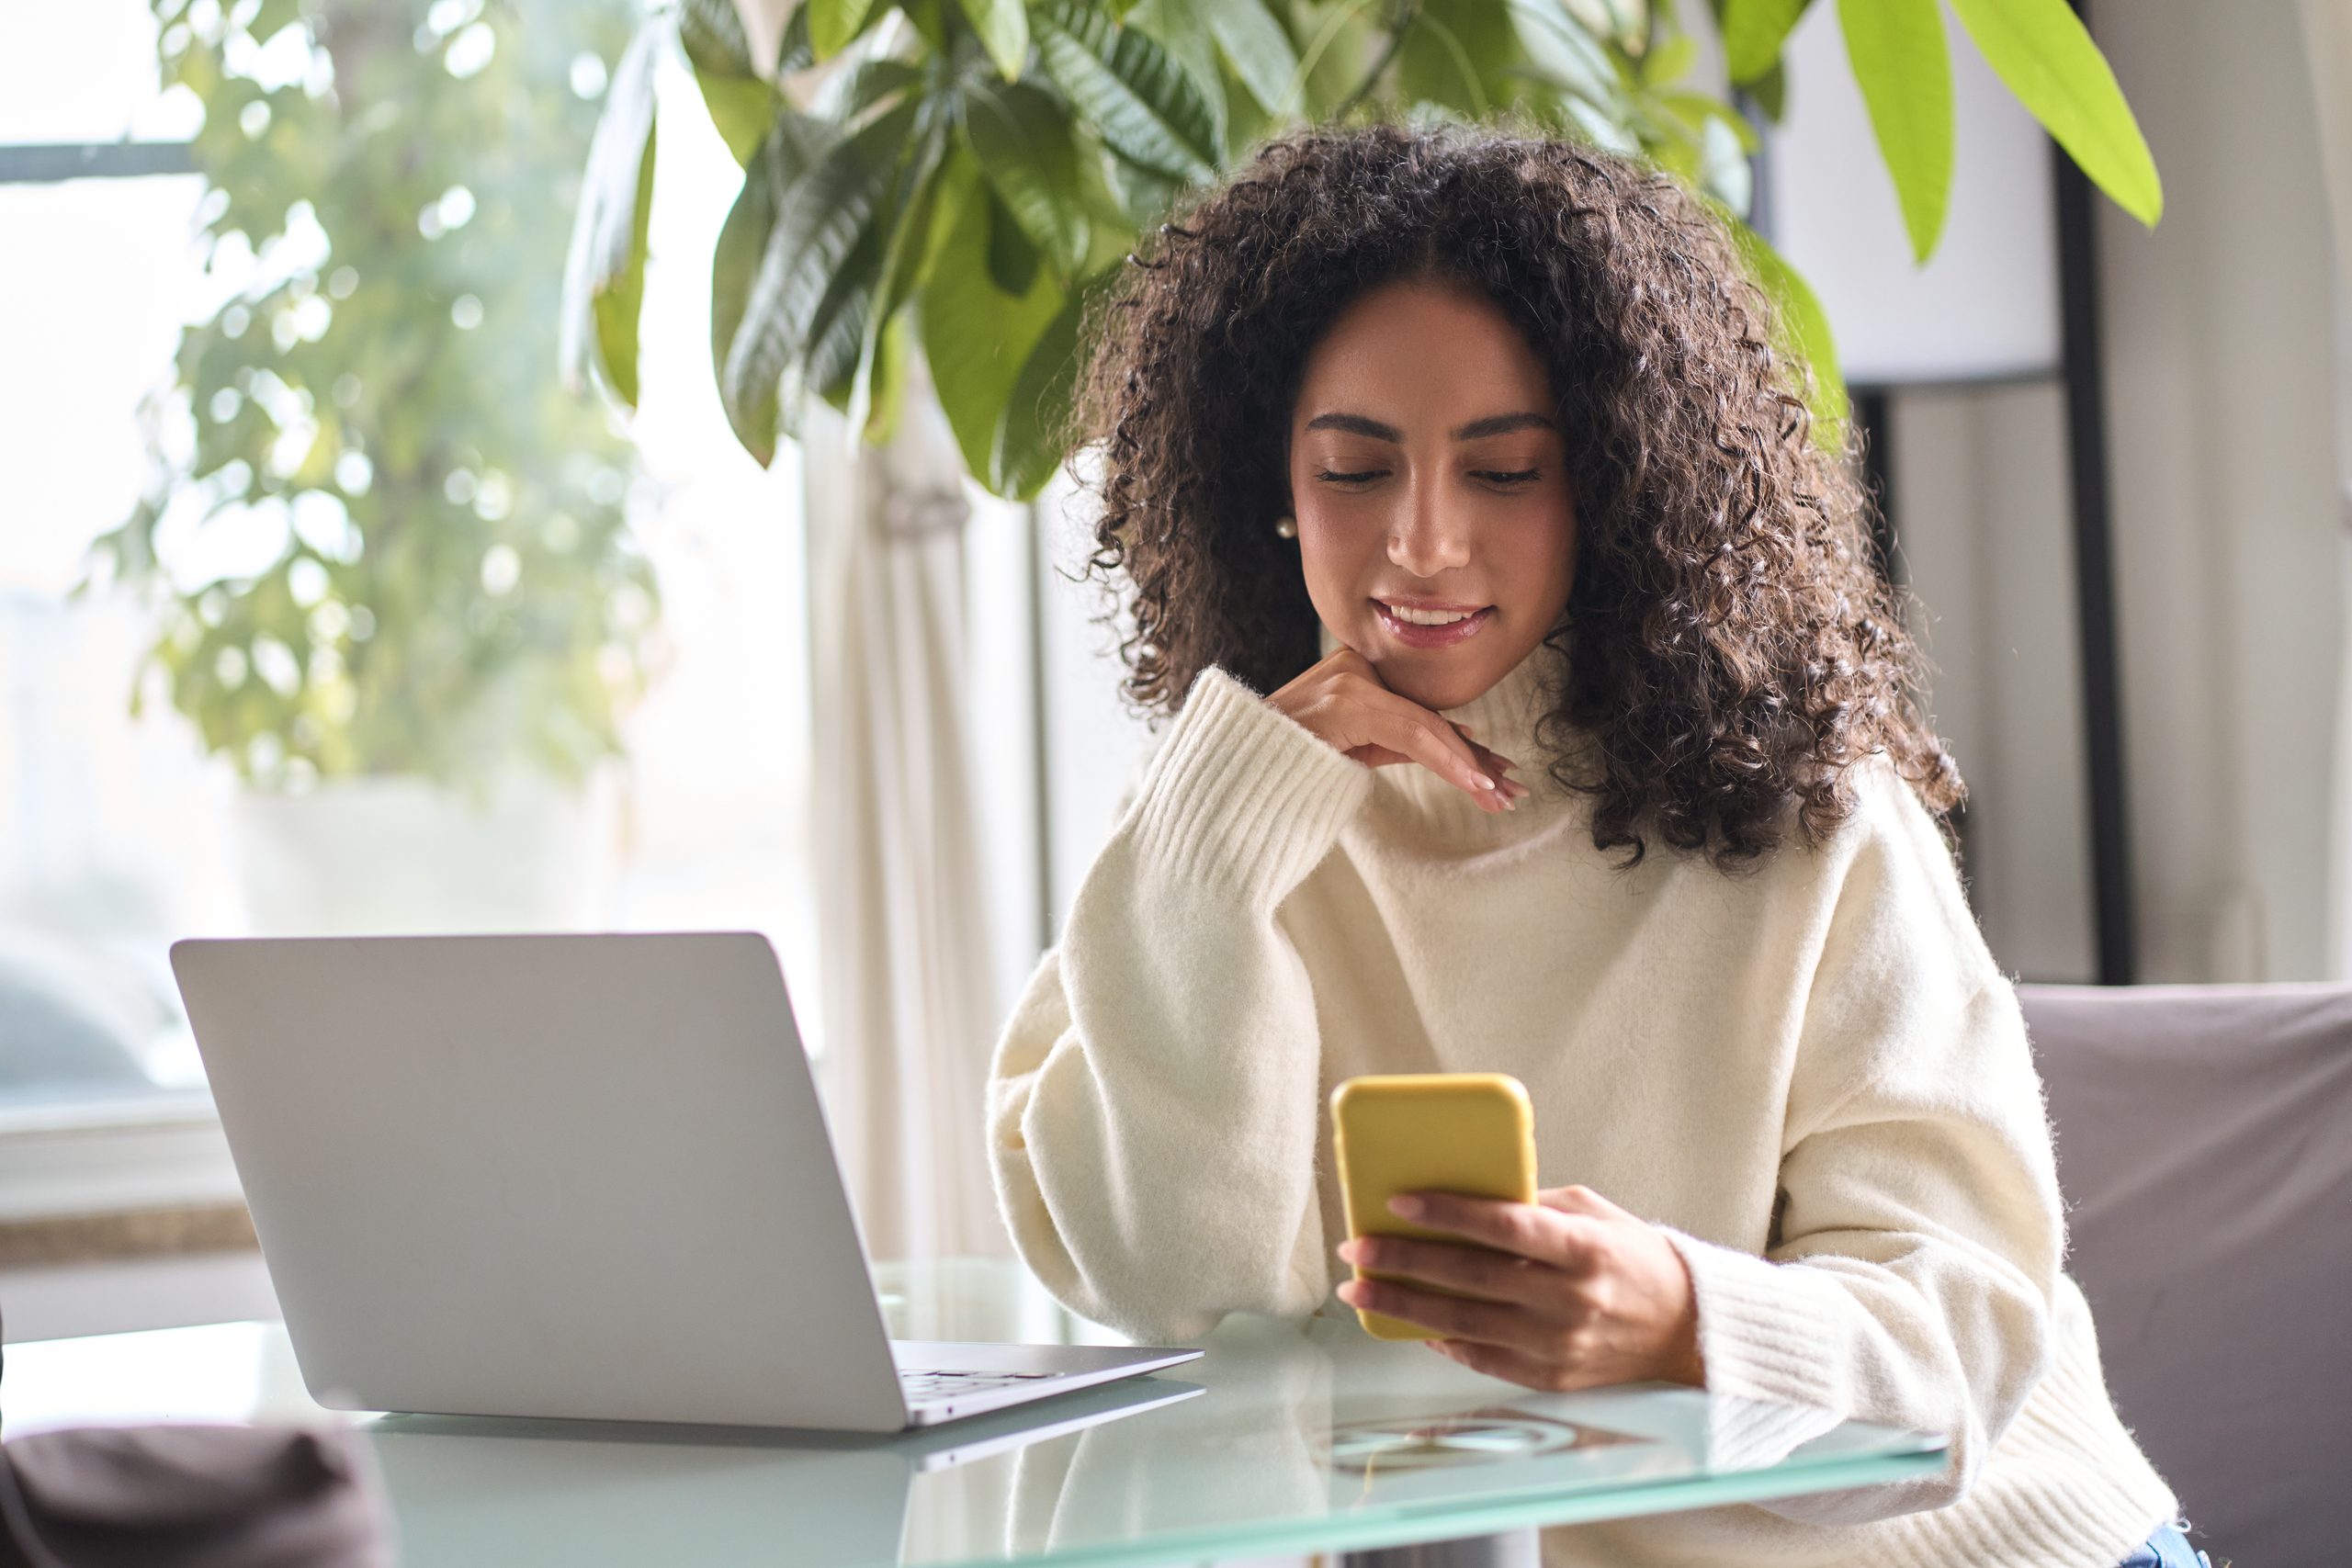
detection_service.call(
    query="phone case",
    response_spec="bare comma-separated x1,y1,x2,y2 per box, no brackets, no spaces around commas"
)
1329,1073,1537,1340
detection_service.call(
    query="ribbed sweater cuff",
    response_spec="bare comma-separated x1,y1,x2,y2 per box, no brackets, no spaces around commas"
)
1125,666,1374,908
1663,1228,1845,1415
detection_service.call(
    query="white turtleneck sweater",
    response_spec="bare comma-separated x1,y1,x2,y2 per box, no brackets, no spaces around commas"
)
986,644,2178,1568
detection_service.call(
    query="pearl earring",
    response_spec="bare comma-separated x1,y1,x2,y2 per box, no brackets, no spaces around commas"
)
1273,514,1297,539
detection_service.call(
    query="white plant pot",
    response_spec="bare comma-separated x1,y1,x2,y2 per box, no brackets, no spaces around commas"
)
232,769,620,937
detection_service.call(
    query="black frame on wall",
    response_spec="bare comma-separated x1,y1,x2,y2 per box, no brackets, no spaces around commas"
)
2052,0,2140,986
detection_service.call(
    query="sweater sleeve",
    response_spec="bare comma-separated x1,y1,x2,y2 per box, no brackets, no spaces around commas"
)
1660,768,2063,1522
986,666,1374,1344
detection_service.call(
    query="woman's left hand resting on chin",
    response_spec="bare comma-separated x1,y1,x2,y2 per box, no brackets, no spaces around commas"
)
1336,1184,1707,1391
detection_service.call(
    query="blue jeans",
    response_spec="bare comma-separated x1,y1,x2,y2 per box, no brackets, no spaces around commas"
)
2115,1521,2211,1568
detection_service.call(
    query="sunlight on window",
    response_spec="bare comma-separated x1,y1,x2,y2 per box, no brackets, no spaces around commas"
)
0,4,824,1130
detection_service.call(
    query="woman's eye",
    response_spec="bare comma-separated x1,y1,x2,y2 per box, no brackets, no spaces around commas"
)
1315,467,1385,485
1473,468,1541,486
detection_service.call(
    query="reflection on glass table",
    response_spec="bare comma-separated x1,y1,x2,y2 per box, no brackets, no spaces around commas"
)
0,1258,1944,1567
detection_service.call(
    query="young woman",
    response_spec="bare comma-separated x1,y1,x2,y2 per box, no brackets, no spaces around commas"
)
986,125,2196,1568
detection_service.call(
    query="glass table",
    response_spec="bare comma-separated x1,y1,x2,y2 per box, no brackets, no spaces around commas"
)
0,1259,1945,1567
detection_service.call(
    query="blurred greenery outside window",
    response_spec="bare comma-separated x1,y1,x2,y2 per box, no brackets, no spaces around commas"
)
0,3,821,1162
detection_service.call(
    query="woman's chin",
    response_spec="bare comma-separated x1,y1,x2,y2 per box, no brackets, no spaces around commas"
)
1375,659,1501,715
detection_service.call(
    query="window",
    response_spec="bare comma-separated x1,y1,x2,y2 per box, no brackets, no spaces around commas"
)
1,2,820,1214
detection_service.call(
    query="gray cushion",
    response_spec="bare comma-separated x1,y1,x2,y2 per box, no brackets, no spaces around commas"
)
2020,983,2352,1568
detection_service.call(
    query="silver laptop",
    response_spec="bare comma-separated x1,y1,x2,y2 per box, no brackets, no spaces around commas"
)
170,931,1200,1431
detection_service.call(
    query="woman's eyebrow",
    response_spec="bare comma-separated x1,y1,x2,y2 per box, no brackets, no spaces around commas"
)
1304,412,1401,441
1450,412,1556,440
1301,411,1557,442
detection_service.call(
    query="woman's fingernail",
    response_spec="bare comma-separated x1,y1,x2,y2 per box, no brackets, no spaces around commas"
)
1473,773,1496,791
1388,1194,1424,1219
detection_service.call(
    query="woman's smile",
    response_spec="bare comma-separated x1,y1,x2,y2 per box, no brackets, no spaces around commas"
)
1373,596,1496,649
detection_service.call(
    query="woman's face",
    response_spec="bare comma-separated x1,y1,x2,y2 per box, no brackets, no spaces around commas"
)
1286,277,1578,713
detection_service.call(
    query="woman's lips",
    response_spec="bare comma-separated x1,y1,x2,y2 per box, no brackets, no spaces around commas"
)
1374,600,1496,649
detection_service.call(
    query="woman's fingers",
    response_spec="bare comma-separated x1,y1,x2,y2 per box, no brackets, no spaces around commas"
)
1357,733,1529,802
1446,724,1528,800
1357,689,1509,807
1268,649,1531,807
1339,1234,1556,1311
1464,739,1529,800
1336,1275,1529,1348
1537,1184,1628,1221
1388,1191,1602,1274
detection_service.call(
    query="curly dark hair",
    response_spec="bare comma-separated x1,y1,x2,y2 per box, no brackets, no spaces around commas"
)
1069,122,1962,868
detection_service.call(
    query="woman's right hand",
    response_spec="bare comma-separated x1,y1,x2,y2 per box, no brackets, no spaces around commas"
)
1265,648,1529,812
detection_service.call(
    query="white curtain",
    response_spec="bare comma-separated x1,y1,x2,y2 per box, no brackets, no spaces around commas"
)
802,384,1009,1261
2304,0,2352,978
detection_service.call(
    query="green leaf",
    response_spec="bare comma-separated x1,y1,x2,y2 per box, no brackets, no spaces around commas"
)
985,187,1043,293
1722,0,1812,85
1198,0,1299,117
1501,0,1622,109
1947,0,2161,227
851,116,954,436
991,273,1102,498
1838,0,1952,263
955,0,1033,80
1730,219,1849,447
962,78,1090,276
1400,2,1512,118
805,224,887,400
1657,89,1759,152
860,308,918,444
712,114,828,456
680,0,759,76
842,58,926,115
594,123,659,407
1562,93,1640,155
1642,32,1696,86
1035,2,1219,179
921,170,1068,483
696,72,781,165
1128,0,1227,146
720,102,916,465
1696,111,1752,217
560,20,663,409
711,167,775,412
777,5,816,73
1566,0,1649,51
810,0,878,60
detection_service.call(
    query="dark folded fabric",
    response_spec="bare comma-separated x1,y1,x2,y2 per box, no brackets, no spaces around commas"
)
0,1307,391,1567
0,1424,390,1568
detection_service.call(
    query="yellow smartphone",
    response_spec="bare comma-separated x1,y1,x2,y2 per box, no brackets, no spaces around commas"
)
1329,1073,1537,1340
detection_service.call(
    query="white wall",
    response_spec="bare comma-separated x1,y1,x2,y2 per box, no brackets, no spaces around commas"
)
1892,381,2098,982
2094,0,2344,981
1035,469,1155,939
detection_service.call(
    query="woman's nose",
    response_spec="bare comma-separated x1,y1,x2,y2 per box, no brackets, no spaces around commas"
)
1386,480,1472,578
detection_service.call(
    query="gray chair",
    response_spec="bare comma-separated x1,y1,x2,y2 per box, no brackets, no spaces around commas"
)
2020,983,2352,1568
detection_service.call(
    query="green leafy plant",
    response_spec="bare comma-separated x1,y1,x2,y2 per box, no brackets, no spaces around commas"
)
87,0,659,793
574,0,2158,500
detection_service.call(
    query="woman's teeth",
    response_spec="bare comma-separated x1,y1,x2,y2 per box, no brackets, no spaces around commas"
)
1385,604,1478,626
